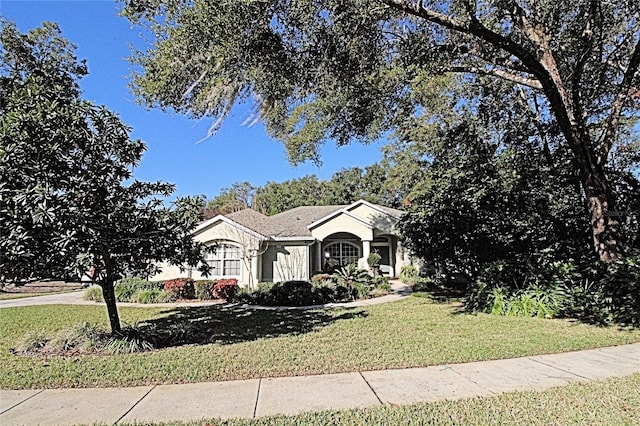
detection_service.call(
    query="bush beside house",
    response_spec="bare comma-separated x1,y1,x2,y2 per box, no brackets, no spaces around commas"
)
84,277,239,304
85,268,391,307
236,266,392,306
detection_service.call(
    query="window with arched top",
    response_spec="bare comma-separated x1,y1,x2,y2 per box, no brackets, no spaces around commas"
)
205,243,242,278
324,242,360,268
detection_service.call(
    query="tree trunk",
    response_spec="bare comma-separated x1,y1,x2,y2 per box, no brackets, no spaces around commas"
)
582,166,623,262
100,272,122,335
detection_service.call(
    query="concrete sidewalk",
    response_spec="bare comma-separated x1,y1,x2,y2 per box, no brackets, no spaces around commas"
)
1,343,638,425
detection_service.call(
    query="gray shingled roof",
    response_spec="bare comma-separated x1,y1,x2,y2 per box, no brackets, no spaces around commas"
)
225,209,272,236
223,202,403,239
268,205,344,237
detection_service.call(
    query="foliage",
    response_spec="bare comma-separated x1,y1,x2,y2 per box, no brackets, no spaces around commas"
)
238,272,388,306
204,181,255,218
115,278,163,302
15,329,49,353
367,252,382,268
208,164,398,217
468,252,640,325
125,0,640,261
0,21,210,333
103,326,155,354
213,278,239,301
132,288,173,304
83,285,104,302
399,265,420,285
194,280,216,300
411,277,440,293
163,278,195,300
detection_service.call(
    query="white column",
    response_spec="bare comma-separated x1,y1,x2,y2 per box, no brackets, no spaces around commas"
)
362,240,371,270
250,255,259,290
315,240,322,273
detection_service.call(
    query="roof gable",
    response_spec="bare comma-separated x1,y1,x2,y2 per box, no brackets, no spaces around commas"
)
193,200,402,241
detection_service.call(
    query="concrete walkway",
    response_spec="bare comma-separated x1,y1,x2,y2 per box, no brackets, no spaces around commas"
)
1,343,638,425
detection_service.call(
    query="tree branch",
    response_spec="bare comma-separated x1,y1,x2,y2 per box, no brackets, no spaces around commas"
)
446,65,542,89
571,1,599,130
598,36,640,163
380,0,580,154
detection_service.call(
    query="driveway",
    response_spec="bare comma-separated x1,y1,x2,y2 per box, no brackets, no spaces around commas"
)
0,291,86,309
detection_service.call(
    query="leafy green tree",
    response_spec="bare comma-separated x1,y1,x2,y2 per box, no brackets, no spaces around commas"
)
325,164,395,206
205,181,255,217
252,175,327,215
125,0,639,262
0,21,209,334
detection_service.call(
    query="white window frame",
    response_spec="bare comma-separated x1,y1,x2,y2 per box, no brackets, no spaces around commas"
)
324,241,360,267
205,242,243,280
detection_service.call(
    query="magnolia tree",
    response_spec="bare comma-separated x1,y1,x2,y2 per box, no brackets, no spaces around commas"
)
0,21,210,334
124,0,639,262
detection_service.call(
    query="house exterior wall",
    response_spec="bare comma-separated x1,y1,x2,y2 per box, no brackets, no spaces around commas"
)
310,214,373,241
150,220,262,287
348,204,397,234
261,242,310,282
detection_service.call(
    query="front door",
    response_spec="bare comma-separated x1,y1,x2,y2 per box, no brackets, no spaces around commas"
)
373,246,391,276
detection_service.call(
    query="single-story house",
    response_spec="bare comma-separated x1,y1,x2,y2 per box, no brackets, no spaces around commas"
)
152,199,409,288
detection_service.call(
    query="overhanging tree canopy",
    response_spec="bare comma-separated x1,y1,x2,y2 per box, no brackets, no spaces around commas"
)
124,0,639,262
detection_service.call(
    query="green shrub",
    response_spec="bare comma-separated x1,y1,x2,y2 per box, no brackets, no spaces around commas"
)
412,277,438,292
367,252,382,268
115,278,162,302
488,287,506,315
312,280,338,303
399,265,420,285
16,329,49,353
83,285,103,302
311,273,333,285
104,326,154,354
132,289,173,304
194,280,216,300
374,275,392,292
50,322,104,352
352,281,372,299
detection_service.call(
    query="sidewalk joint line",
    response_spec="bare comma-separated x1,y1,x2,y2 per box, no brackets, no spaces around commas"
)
114,385,156,424
448,365,496,395
359,372,384,406
0,389,45,415
253,378,262,418
527,357,593,381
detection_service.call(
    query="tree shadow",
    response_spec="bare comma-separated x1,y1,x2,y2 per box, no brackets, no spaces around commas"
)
412,281,468,314
134,304,368,348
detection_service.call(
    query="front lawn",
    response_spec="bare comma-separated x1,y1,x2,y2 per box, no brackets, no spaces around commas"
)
1,296,639,389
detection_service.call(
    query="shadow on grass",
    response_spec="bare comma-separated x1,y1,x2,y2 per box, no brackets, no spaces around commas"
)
135,305,368,348
411,282,468,315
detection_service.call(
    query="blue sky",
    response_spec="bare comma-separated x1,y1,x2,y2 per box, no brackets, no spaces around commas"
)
1,0,386,199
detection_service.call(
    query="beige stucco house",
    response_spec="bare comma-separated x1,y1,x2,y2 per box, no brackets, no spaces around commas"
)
152,200,408,288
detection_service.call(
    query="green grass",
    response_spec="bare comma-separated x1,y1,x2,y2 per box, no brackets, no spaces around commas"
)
116,374,640,425
1,296,639,389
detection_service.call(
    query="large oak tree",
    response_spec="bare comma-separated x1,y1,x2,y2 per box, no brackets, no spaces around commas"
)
124,0,639,262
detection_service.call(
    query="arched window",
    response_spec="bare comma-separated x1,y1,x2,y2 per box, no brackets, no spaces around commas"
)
205,243,242,278
324,242,360,268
